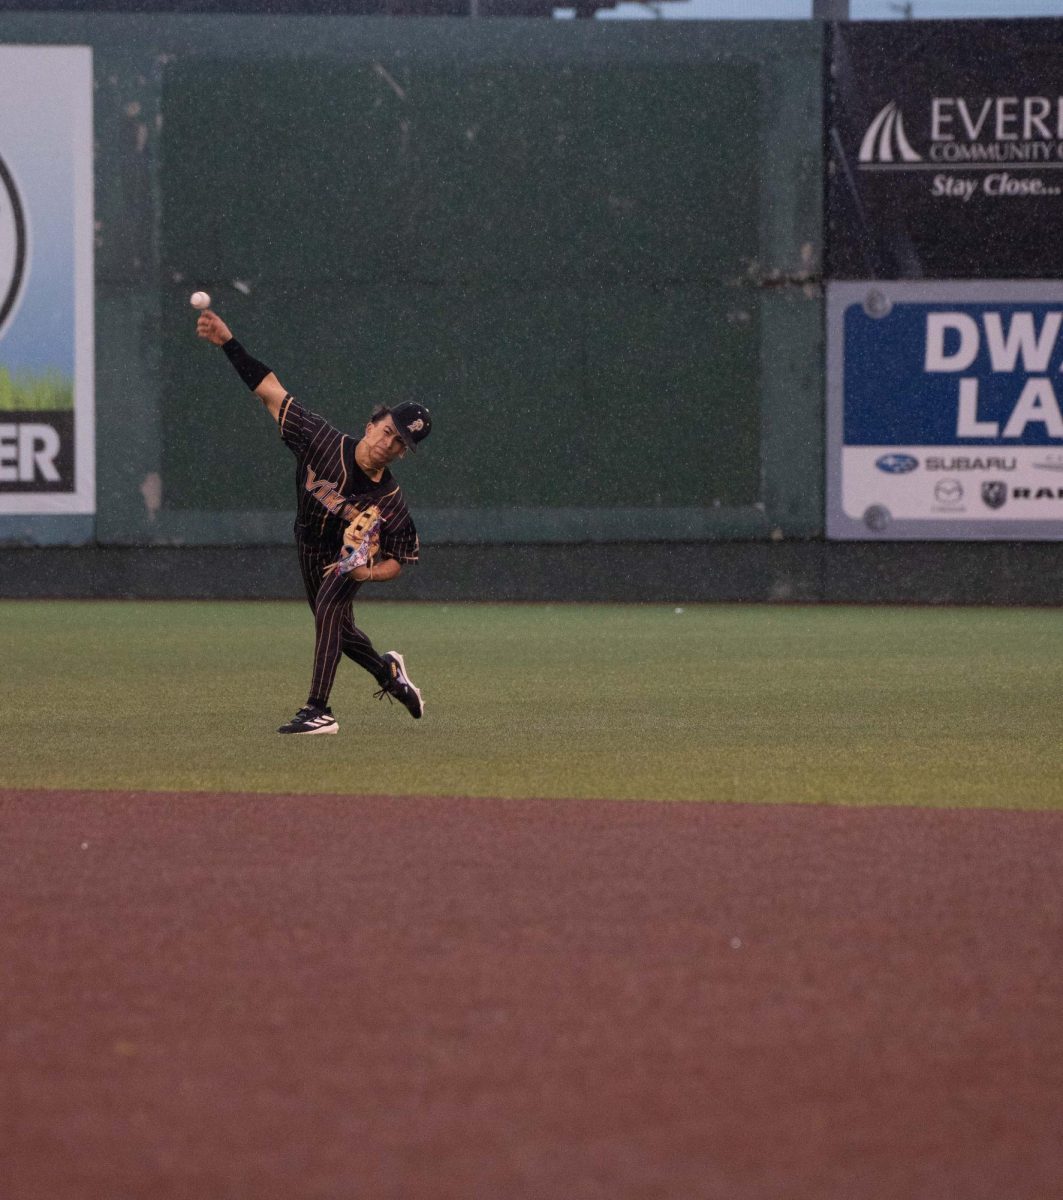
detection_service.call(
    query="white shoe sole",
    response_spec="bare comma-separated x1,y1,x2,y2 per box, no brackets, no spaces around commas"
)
385,651,424,718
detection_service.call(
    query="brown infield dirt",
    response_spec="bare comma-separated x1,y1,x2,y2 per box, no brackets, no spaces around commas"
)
2,789,1061,1200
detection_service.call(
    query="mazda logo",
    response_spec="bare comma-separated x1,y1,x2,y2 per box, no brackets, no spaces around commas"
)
934,479,963,503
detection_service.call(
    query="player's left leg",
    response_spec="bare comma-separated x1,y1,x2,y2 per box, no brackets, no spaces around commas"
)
339,610,389,685
337,603,423,718
375,650,424,719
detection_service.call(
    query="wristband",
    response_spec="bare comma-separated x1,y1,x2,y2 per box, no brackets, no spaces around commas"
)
222,337,271,391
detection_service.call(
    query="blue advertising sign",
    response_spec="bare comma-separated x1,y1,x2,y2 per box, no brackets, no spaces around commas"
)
827,281,1063,540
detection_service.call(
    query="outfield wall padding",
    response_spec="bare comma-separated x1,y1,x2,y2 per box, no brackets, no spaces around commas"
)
2,542,1061,605
0,14,822,549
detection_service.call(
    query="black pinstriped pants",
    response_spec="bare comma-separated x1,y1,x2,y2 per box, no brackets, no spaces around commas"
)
296,540,388,709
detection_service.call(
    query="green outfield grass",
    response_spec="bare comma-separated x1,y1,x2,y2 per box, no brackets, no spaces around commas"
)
1,600,1060,808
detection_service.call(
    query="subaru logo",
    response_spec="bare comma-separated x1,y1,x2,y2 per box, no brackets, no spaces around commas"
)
875,453,919,474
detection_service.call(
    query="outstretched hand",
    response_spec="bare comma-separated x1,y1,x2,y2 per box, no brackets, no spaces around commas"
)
196,310,233,346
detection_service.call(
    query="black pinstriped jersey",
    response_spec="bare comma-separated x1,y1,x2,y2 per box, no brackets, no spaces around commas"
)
278,394,419,562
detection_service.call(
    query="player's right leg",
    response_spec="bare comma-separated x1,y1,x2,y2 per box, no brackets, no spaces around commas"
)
278,540,344,735
297,539,327,611
303,569,357,715
277,705,338,735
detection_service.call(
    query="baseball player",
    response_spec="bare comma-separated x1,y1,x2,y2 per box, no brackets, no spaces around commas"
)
196,308,430,735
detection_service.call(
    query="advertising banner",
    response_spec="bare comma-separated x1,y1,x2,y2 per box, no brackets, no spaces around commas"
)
827,281,1063,541
0,46,94,515
828,20,1063,280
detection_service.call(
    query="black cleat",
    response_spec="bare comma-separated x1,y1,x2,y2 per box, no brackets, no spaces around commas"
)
375,652,424,719
277,705,338,735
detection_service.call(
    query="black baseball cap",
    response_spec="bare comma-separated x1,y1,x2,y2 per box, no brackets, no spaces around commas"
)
387,401,432,451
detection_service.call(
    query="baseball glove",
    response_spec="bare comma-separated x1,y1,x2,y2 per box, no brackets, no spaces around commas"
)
325,505,382,577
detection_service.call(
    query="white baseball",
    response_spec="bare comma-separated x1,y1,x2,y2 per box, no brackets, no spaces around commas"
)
190,290,211,310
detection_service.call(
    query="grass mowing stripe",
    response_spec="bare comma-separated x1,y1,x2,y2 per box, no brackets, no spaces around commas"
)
2,600,1060,809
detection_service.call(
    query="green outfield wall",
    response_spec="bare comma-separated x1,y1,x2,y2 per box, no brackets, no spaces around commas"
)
0,14,823,551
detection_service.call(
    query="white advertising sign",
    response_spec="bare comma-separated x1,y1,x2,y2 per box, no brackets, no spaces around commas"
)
0,45,94,514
